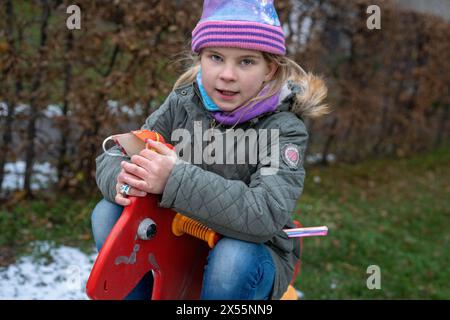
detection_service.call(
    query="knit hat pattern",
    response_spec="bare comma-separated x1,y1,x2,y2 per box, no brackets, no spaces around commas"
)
192,0,286,55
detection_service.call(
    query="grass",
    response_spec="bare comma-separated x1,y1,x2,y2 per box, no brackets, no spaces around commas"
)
294,147,450,299
0,148,448,299
0,194,101,264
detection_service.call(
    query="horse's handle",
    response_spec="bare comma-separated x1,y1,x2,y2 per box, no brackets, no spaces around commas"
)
172,213,221,248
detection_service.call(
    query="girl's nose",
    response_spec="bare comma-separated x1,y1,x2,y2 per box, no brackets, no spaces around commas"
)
219,64,237,82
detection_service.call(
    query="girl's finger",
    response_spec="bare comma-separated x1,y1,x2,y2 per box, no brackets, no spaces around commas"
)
145,139,174,156
123,159,151,178
134,151,157,170
118,171,148,190
122,174,147,190
117,169,141,184
115,193,130,206
125,186,147,197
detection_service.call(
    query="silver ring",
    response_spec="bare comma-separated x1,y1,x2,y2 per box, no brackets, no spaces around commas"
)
120,184,131,196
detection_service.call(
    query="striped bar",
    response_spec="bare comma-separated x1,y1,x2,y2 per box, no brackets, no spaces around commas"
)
283,226,329,238
192,20,286,55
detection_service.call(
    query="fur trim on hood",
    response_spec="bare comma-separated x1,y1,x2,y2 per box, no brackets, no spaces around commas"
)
279,72,330,119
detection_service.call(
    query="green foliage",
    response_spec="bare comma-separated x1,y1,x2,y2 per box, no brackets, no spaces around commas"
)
294,148,450,299
0,194,101,260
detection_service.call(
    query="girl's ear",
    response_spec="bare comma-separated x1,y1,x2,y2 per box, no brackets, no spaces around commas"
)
264,62,278,82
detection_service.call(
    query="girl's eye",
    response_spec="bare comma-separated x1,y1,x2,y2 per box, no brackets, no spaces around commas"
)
241,59,254,66
211,55,222,62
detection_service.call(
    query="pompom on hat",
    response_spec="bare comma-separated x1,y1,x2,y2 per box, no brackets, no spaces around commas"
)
191,0,286,56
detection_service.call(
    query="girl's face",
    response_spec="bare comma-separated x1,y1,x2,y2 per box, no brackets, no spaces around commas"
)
200,47,277,112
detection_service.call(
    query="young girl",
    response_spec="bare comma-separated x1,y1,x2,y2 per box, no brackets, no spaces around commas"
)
92,0,328,300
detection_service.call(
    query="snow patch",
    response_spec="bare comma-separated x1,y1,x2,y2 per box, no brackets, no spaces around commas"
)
0,242,97,300
2,162,57,192
306,153,337,165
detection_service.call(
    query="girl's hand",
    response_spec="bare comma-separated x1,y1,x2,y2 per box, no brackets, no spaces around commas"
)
120,139,177,196
115,170,148,206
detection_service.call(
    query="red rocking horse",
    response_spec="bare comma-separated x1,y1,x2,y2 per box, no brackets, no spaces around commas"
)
87,130,308,300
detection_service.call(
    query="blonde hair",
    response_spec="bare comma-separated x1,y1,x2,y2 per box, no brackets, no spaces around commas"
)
173,51,329,119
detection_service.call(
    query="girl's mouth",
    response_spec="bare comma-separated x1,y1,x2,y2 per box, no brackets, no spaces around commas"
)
216,89,238,100
216,89,237,97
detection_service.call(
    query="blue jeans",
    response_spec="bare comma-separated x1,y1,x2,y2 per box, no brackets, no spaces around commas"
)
91,199,275,300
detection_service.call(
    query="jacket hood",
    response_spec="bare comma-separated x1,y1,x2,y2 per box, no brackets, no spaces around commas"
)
278,72,329,119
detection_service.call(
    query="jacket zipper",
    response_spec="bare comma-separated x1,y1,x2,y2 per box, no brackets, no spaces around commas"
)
210,118,216,129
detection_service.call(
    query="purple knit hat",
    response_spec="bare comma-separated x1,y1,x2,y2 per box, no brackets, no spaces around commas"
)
192,0,286,56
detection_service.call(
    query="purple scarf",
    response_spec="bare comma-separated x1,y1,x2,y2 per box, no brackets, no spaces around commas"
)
200,83,281,126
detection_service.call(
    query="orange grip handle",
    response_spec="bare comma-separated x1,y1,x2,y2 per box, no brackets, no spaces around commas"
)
172,213,220,248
